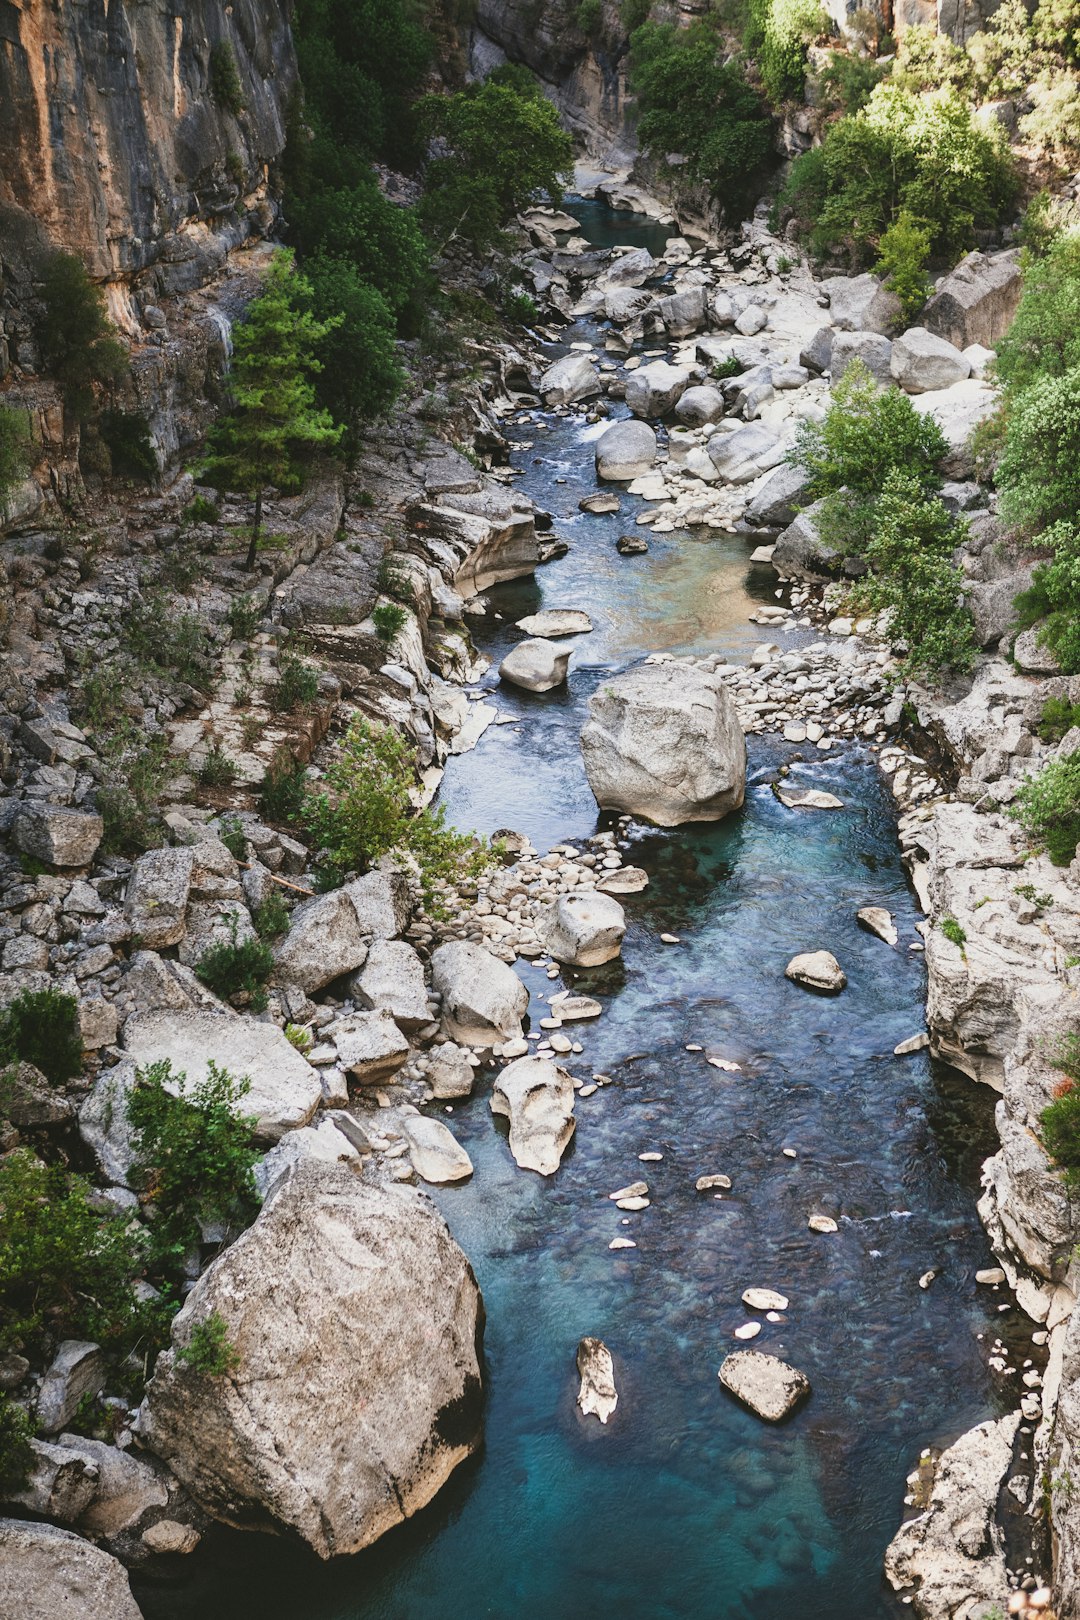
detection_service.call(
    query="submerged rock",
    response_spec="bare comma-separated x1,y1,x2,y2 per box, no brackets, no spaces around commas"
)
536,891,626,967
576,1338,618,1423
785,951,846,993
0,1518,145,1619
857,906,898,946
581,661,746,827
776,788,844,810
490,1055,575,1175
718,1350,811,1422
137,1159,483,1560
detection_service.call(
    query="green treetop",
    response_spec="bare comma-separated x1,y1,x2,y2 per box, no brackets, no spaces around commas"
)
202,250,343,570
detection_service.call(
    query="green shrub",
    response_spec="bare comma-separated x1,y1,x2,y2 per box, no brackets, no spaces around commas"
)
194,924,274,1011
0,1393,35,1495
577,0,603,34
756,0,829,105
218,815,248,860
0,989,82,1084
940,916,967,948
268,653,320,712
376,554,415,603
259,751,308,824
373,601,408,643
94,722,176,854
1020,73,1080,163
127,1059,259,1270
874,210,932,323
968,0,1040,98
0,406,31,504
851,467,975,678
621,0,651,26
198,744,238,788
1012,751,1080,864
1034,0,1080,64
0,1149,147,1356
209,41,245,114
175,1309,241,1375
628,23,774,216
995,233,1080,397
892,23,973,92
38,252,127,421
299,716,492,911
1014,522,1080,673
1040,1063,1080,1187
998,368,1080,533
124,596,215,689
302,254,404,434
290,178,430,320
183,494,219,526
791,359,948,497
99,411,157,482
227,595,261,639
285,1023,313,1053
712,355,743,379
252,890,290,941
1039,696,1080,742
503,288,538,325
778,83,1017,265
816,49,887,114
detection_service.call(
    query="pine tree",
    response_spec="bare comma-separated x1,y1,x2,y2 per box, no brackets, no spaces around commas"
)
202,251,342,570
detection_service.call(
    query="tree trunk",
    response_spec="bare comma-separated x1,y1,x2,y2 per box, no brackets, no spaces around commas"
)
244,485,262,571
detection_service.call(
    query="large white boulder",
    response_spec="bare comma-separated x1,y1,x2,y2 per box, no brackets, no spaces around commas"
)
923,249,1022,350
137,1159,483,1560
538,352,601,407
674,385,725,427
595,419,658,482
830,330,893,386
491,1055,575,1175
785,950,846,993
331,1010,409,1083
820,272,901,334
499,637,571,692
124,848,194,949
13,804,103,868
272,872,409,994
431,940,529,1047
123,1007,322,1142
536,891,626,967
910,379,999,478
718,1350,811,1421
402,1115,474,1184
706,423,785,484
581,661,746,826
603,246,656,287
624,361,691,419
890,327,972,393
744,464,813,529
604,286,655,324
0,1518,145,1619
658,286,708,337
351,938,429,1030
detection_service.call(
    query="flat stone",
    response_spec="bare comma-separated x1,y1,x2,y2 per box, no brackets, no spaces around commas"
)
332,1010,410,1084
808,1214,838,1233
515,610,593,638
718,1350,811,1422
608,1181,648,1200
976,1267,1007,1286
696,1173,732,1191
776,789,844,810
490,1055,575,1176
596,865,649,895
894,1032,930,1055
742,1287,790,1312
124,847,195,949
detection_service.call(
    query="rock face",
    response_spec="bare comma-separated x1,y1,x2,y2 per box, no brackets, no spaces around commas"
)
123,1007,322,1141
576,1337,618,1423
581,661,746,826
331,1010,410,1084
137,1159,483,1560
431,940,529,1047
890,327,972,393
491,1055,576,1175
352,939,429,1030
595,419,658,481
537,891,626,967
785,951,847,993
499,637,571,692
0,1517,145,1619
12,804,103,868
624,360,690,419
718,1350,811,1421
923,250,1022,351
884,1413,1020,1618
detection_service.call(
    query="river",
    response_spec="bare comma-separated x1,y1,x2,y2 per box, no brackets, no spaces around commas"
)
137,199,1015,1620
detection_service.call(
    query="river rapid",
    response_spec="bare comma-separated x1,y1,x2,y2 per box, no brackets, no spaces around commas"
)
138,201,1019,1620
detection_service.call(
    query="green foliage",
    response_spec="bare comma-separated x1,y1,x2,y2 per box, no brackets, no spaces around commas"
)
816,49,887,114
376,553,415,603
850,467,974,678
302,253,404,434
100,410,157,482
778,83,1017,265
998,368,1080,533
268,652,320,712
940,916,967,947
503,287,538,325
621,0,651,30
227,594,261,639
285,1023,313,1053
175,1309,241,1376
712,355,744,379
373,601,408,643
195,924,274,1011
577,0,603,34
1012,751,1080,864
299,716,492,911
38,253,127,420
0,989,82,1084
996,234,1080,397
124,594,215,689
1014,522,1080,674
259,750,308,823
1039,696,1080,743
218,815,248,860
0,1394,34,1495
1040,1067,1080,1188
0,406,31,503
792,359,948,497
127,1060,259,1269
1020,72,1080,161
198,743,238,788
0,1149,147,1357
628,23,774,216
202,252,343,570
209,42,245,114
418,81,574,252
968,0,1039,99
874,210,932,323
95,722,175,855
183,494,219,526
1034,0,1080,64
892,23,972,92
252,890,290,941
756,0,829,106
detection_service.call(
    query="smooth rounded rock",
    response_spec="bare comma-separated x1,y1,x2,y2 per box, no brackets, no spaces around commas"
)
499,637,570,692
537,891,626,967
595,419,658,482
515,610,593,638
490,1055,576,1176
785,951,846,994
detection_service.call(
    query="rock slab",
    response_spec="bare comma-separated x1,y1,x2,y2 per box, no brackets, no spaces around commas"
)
718,1350,811,1422
576,1337,618,1423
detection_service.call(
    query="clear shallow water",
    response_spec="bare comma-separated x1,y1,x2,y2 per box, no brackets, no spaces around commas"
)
135,201,1008,1620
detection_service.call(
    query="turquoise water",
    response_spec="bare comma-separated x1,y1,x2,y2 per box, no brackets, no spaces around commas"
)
135,202,1011,1620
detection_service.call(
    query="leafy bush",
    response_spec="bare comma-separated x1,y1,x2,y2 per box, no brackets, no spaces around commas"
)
874,210,932,324
268,653,320,712
285,1023,313,1053
218,815,248,860
850,467,974,678
0,406,31,503
99,410,157,482
791,359,948,497
756,0,829,105
1039,696,1080,743
183,494,219,526
227,594,261,639
0,989,82,1085
892,23,973,92
124,596,215,689
968,0,1040,98
209,41,245,114
0,1393,35,1495
252,890,290,941
175,1309,241,1375
259,750,308,824
299,716,492,910
940,916,967,948
95,722,175,854
373,601,408,643
995,233,1080,397
503,288,538,325
997,368,1080,533
303,253,404,433
1034,0,1080,64
778,83,1017,265
127,1060,259,1270
194,924,274,1011
816,50,887,114
628,23,774,216
577,0,603,34
38,253,127,420
0,1149,147,1356
1040,1064,1080,1187
1014,522,1080,673
1019,73,1080,162
1012,751,1080,864
198,744,238,788
621,0,651,26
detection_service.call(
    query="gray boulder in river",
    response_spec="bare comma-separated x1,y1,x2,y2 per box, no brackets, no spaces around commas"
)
580,662,746,826
136,1158,483,1559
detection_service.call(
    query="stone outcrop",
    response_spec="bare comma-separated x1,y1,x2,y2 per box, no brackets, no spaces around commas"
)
576,1338,618,1423
272,872,410,994
581,661,746,826
890,327,972,393
538,353,600,406
718,1351,811,1421
923,250,1023,351
624,361,690,419
0,1517,145,1620
137,1159,483,1560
